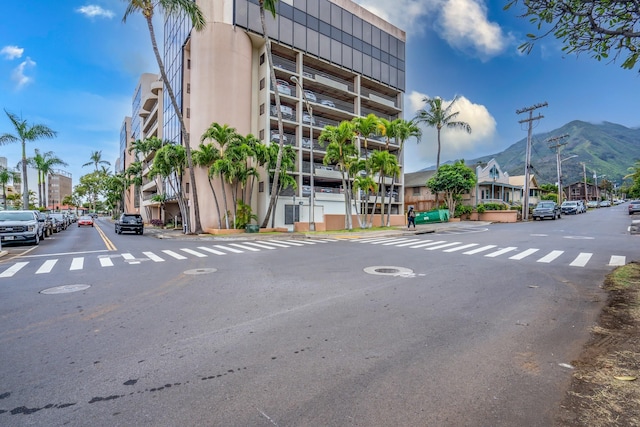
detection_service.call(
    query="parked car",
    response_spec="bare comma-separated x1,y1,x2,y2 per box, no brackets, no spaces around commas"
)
49,213,68,232
576,200,586,213
320,99,335,108
587,200,600,209
36,212,53,238
270,104,294,119
560,200,579,215
629,200,640,216
532,201,561,220
275,79,291,96
0,210,40,245
600,200,612,207
304,90,317,102
115,213,144,235
270,131,288,144
77,215,94,227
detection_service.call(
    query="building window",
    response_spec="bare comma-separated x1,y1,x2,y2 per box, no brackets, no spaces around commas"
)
284,205,300,224
260,53,265,65
187,59,191,69
186,183,190,194
260,103,265,115
186,108,190,118
259,181,264,193
260,78,265,90
186,83,190,93
412,187,420,195
259,129,264,139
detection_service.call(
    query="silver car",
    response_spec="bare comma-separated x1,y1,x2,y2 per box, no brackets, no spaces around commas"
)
0,210,41,245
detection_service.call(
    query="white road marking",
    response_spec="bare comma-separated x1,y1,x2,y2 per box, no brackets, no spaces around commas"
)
570,253,592,267
259,240,291,248
196,246,227,255
408,241,445,249
609,255,626,266
143,251,165,262
70,257,84,271
371,238,408,245
485,247,517,258
425,242,462,251
99,257,113,267
229,243,260,252
509,248,540,260
463,245,497,255
121,253,140,264
537,250,564,263
443,243,479,253
267,240,304,247
213,245,244,254
0,262,28,278
381,239,416,246
394,239,424,247
240,242,277,250
36,259,57,274
162,250,188,260
181,248,207,257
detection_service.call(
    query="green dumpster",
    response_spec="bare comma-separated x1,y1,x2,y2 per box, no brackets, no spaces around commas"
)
415,209,450,224
245,224,260,233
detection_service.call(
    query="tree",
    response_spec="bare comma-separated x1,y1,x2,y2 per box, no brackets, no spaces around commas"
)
29,149,67,208
83,150,111,171
123,0,206,234
258,0,286,229
192,143,224,229
426,160,477,218
148,143,189,231
624,160,640,198
368,150,399,228
319,121,358,230
0,109,57,209
505,0,640,71
0,166,21,210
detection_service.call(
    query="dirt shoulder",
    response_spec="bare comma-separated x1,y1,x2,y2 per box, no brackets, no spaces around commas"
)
556,262,640,426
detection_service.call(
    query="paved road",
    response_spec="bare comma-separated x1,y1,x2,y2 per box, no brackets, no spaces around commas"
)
0,206,636,426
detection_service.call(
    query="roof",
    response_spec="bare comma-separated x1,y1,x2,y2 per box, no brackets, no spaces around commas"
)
404,170,436,187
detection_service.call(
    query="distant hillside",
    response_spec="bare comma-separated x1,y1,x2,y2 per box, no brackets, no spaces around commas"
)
439,121,640,186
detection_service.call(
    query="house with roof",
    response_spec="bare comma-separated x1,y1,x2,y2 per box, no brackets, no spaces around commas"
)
508,174,544,207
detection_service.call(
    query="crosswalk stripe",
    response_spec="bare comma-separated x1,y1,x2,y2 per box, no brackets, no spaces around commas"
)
570,252,592,267
267,240,304,247
425,242,462,251
36,259,58,274
213,245,244,253
463,245,497,255
99,257,114,267
609,255,626,266
355,237,392,243
485,247,517,258
259,240,291,248
70,257,84,271
394,239,423,247
381,238,416,246
181,248,207,257
371,238,407,245
121,253,140,264
408,240,445,249
509,248,540,260
162,250,188,260
443,243,479,253
143,251,165,262
537,250,564,263
293,240,317,245
229,243,260,252
0,262,28,278
196,246,227,255
240,242,277,250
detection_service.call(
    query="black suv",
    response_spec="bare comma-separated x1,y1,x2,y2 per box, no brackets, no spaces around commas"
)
115,213,144,235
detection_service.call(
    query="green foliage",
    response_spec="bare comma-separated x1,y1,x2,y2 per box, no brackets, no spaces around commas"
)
426,160,477,216
476,204,486,214
454,204,473,218
479,202,507,211
541,193,558,202
234,200,258,229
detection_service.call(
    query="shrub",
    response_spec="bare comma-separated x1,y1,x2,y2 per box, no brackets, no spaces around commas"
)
476,204,486,214
150,219,164,227
454,204,473,217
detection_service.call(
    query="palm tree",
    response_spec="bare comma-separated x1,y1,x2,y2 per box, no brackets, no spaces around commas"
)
0,166,21,210
192,143,223,229
319,121,358,230
123,0,206,235
369,150,399,228
148,143,189,230
28,149,68,208
257,0,285,229
0,109,57,209
201,123,240,229
413,96,471,171
83,150,111,172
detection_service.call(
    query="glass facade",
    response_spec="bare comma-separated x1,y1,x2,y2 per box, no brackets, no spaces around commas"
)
234,0,405,91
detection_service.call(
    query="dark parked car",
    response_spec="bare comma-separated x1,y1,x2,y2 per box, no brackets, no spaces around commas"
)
49,213,68,232
532,201,561,220
36,212,53,238
115,213,144,235
629,200,640,216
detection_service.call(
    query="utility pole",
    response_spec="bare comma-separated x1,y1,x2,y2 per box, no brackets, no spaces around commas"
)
546,134,569,204
516,102,548,220
581,162,588,201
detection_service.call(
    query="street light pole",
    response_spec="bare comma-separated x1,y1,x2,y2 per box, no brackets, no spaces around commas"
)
558,154,577,204
290,76,315,231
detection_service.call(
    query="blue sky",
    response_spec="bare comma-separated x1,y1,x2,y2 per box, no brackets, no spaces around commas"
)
1,0,638,187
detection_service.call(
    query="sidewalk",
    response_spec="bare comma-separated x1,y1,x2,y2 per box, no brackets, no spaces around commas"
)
145,220,493,241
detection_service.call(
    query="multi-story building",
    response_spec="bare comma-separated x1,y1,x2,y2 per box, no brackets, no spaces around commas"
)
48,169,72,210
125,73,164,222
158,0,405,231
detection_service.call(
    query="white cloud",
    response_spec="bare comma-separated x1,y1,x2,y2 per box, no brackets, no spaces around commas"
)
1,45,24,60
12,57,36,89
404,91,497,170
76,5,115,19
353,0,511,59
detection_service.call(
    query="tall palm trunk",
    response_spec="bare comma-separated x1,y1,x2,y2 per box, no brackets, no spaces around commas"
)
219,172,230,229
144,17,202,234
21,143,28,209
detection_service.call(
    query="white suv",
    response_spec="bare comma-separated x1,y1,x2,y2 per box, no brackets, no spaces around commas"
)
0,210,41,245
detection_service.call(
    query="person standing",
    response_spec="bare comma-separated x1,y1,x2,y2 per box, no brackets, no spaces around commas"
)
407,207,416,228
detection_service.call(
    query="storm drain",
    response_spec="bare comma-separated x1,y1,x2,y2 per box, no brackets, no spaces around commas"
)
363,266,414,277
40,284,91,295
184,268,217,275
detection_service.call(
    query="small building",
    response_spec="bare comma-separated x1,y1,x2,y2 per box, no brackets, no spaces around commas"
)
564,181,598,202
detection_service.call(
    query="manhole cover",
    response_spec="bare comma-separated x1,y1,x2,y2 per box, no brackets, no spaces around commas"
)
363,266,414,277
184,268,217,275
40,284,91,294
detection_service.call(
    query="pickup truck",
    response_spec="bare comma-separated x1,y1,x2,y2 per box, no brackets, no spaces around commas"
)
0,210,41,245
